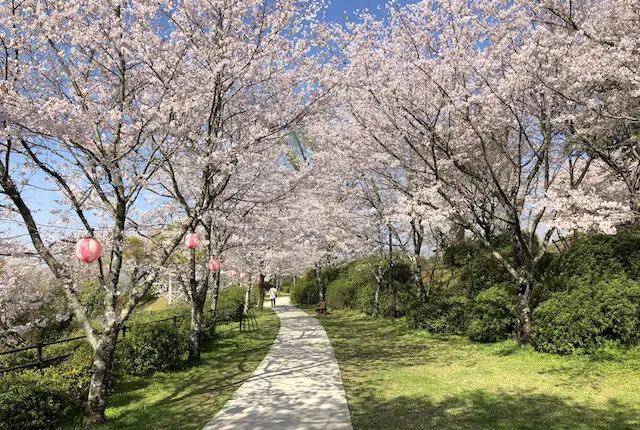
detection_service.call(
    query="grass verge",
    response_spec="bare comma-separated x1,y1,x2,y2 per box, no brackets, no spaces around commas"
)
80,310,279,430
310,309,640,430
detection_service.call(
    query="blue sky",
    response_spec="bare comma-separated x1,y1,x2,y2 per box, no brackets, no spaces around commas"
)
323,0,413,22
4,0,419,244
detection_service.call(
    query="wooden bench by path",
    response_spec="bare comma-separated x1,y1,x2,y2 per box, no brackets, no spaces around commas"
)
316,301,329,315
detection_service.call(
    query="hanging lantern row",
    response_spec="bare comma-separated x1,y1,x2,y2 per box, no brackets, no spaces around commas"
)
75,235,253,280
75,237,102,263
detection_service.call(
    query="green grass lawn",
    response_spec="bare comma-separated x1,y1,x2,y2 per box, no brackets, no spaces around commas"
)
84,310,279,430
310,309,640,430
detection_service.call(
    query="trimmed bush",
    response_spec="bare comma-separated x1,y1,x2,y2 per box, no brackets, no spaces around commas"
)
0,368,77,430
545,232,640,289
325,280,358,310
456,249,512,297
0,341,93,430
290,270,320,305
118,320,188,376
217,286,247,312
407,291,469,335
532,278,640,354
467,284,516,343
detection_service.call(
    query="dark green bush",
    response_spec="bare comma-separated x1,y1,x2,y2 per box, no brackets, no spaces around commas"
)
56,342,94,400
325,280,358,310
0,348,38,369
200,312,217,342
406,290,469,335
456,249,512,297
355,280,383,315
546,232,640,287
467,284,515,343
290,270,320,305
0,368,77,430
443,241,483,268
118,320,188,376
0,341,94,430
217,286,247,312
532,278,640,354
79,280,105,319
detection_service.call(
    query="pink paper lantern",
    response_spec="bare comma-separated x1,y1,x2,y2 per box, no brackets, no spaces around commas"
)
183,233,199,249
207,256,221,273
75,237,102,263
240,272,247,280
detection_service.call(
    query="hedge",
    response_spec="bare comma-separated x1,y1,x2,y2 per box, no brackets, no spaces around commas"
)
532,278,640,354
0,342,93,430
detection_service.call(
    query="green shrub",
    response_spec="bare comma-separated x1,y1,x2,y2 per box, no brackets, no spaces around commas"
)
0,348,38,369
533,278,640,354
407,290,469,335
467,284,515,343
118,320,188,376
79,280,105,319
355,280,383,315
456,250,512,297
56,342,94,400
546,232,640,287
0,367,79,430
217,286,246,312
279,279,291,293
325,280,358,310
0,340,94,430
290,270,320,305
200,312,217,342
443,241,483,268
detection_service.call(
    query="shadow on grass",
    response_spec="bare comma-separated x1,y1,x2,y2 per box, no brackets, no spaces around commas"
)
84,310,280,430
310,309,640,430
314,310,443,373
352,390,640,430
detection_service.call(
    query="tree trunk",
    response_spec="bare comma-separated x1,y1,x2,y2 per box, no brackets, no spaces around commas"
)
454,224,466,244
388,227,396,320
188,293,206,362
210,271,220,318
243,284,251,315
257,273,266,311
408,253,427,303
315,264,325,302
84,331,118,425
516,276,533,344
373,275,382,317
388,281,396,321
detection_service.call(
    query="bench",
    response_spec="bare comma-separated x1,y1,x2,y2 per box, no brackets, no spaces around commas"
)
316,301,329,315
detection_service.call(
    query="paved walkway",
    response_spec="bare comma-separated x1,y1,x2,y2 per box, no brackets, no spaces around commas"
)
203,297,353,430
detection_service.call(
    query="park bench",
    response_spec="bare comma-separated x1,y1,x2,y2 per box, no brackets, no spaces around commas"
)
316,301,329,315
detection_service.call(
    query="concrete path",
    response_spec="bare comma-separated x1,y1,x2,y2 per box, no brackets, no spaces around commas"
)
203,297,353,430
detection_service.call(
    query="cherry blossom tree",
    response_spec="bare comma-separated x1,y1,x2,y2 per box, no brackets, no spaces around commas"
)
0,250,69,349
147,0,327,358
325,0,631,343
0,1,197,423
522,0,640,224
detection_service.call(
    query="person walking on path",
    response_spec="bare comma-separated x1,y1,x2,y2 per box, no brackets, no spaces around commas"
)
269,286,278,307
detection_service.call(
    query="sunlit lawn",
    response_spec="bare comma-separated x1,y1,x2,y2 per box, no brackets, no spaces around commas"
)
76,310,279,430
310,309,640,430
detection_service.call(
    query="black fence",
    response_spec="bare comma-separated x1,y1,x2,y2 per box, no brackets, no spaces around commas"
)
0,300,251,375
